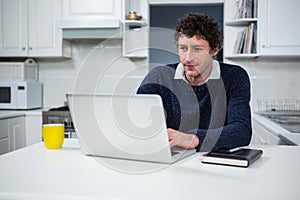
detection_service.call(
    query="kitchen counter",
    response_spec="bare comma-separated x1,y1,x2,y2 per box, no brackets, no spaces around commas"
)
0,139,299,200
252,113,300,145
0,109,44,119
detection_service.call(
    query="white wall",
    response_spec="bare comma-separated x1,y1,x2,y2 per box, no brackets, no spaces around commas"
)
39,38,300,111
224,58,300,112
38,39,148,108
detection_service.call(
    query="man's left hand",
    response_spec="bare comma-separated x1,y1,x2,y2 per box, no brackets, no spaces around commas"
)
167,128,199,149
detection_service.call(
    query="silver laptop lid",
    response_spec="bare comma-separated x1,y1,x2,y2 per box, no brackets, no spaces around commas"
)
67,93,177,163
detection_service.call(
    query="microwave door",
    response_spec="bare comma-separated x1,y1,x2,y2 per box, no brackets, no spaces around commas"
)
0,86,11,104
0,84,17,109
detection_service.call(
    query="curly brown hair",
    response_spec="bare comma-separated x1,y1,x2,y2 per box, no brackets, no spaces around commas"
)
174,13,223,51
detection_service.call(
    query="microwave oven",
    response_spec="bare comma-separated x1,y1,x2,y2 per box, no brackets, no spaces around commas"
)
0,81,42,110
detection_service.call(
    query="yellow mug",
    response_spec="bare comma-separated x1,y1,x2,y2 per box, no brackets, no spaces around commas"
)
42,124,64,149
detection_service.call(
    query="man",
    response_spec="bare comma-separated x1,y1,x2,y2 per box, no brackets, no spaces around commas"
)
137,13,252,152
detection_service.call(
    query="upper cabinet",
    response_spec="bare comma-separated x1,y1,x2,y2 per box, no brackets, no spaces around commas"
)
259,0,300,57
224,0,300,59
0,0,28,57
61,0,122,20
0,0,71,58
58,0,122,40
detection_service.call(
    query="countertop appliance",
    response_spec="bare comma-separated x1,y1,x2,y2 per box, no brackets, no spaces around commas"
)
0,59,38,81
42,105,76,138
0,80,42,110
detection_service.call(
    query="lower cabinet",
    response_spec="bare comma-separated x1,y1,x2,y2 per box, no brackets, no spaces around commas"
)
0,119,9,155
0,113,43,155
9,117,26,151
25,113,42,146
0,137,9,155
0,116,26,155
251,118,292,145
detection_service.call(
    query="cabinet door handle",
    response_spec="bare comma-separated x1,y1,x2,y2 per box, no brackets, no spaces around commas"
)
22,47,26,51
29,47,33,51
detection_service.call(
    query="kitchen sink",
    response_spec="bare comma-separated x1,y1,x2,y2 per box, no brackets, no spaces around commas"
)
259,111,300,133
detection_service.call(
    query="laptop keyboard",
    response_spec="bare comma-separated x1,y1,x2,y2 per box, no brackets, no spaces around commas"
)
171,146,185,156
171,151,180,156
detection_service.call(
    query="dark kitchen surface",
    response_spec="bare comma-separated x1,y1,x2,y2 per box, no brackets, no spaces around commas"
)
49,105,69,111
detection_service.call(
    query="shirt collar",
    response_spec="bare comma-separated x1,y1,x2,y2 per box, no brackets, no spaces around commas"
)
174,60,221,85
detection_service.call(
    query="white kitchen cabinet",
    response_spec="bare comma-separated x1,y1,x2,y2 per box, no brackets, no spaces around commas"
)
0,138,9,155
224,0,300,59
0,119,9,155
0,0,71,58
259,0,300,56
8,117,26,151
0,111,42,155
0,116,25,155
0,0,27,56
251,117,292,145
62,0,122,20
251,118,278,145
25,113,42,146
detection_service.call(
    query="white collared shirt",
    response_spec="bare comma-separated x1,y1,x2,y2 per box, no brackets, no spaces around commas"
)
174,60,221,85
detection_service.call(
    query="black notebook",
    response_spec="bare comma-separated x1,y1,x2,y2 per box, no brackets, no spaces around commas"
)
201,147,263,168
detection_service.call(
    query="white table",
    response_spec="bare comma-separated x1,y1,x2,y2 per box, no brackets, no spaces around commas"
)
0,139,299,200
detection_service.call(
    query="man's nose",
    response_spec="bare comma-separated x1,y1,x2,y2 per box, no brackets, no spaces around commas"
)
184,49,195,61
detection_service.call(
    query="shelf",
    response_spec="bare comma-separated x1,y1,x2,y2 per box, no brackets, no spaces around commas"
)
57,19,120,29
226,18,258,26
123,53,147,58
225,53,260,59
124,19,147,26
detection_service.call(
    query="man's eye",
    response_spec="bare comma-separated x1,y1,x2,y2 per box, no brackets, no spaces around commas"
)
179,46,187,51
194,48,203,52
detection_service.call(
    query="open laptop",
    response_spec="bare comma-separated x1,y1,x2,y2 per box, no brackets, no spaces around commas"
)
66,93,196,164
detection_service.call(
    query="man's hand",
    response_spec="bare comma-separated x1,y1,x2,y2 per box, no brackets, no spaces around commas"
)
167,128,199,149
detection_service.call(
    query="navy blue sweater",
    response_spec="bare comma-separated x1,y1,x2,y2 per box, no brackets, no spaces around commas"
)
137,62,252,152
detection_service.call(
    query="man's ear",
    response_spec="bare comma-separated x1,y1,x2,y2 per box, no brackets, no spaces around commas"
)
212,48,220,56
